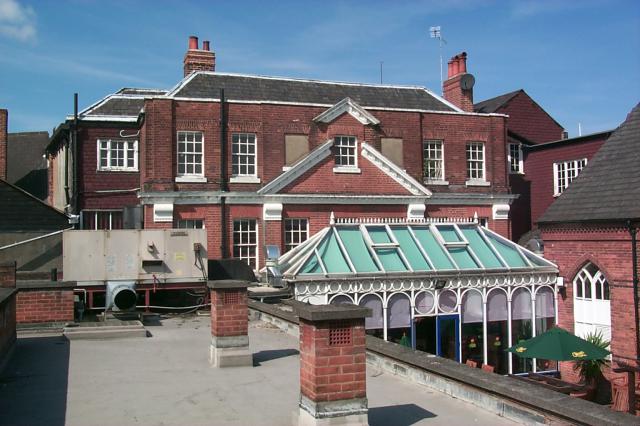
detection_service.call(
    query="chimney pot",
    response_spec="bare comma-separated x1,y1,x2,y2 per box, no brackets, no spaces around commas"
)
202,40,210,51
188,35,198,50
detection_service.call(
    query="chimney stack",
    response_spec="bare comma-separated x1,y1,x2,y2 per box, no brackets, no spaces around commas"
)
0,109,7,181
443,52,475,112
183,35,216,77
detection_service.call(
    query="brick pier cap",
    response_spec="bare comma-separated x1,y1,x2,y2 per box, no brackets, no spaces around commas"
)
288,300,371,426
207,280,252,368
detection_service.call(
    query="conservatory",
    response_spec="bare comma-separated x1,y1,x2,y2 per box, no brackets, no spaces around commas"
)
276,217,559,375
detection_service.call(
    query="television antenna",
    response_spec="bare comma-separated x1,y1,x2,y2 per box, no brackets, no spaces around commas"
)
429,26,447,94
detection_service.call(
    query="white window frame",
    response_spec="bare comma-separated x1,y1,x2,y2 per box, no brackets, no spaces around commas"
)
333,135,360,173
230,133,260,183
573,263,611,345
175,219,205,229
553,158,587,196
176,131,206,182
97,139,138,171
233,219,258,269
422,140,447,184
508,143,524,174
466,142,489,186
284,218,309,252
80,209,123,230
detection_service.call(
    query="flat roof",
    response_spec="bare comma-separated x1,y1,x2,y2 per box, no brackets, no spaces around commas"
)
0,316,515,425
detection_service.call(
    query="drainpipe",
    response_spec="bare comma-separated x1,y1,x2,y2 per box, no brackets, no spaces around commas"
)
627,219,639,360
219,89,228,258
72,93,79,226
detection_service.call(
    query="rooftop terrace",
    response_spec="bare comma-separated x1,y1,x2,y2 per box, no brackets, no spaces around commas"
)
0,315,516,426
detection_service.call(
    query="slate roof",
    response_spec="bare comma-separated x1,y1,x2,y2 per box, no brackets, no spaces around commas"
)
474,90,522,113
7,131,49,200
87,97,147,117
116,88,167,96
538,103,640,223
0,180,70,232
169,72,457,112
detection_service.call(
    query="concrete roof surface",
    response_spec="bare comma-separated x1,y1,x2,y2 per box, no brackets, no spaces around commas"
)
0,316,516,426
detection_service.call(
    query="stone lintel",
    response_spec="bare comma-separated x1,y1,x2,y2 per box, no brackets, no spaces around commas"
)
286,300,371,322
207,279,251,290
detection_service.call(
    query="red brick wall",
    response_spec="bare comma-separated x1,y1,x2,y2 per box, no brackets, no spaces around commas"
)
16,289,74,324
0,109,7,181
443,74,473,112
526,137,606,226
77,126,140,210
0,262,16,288
299,318,367,403
498,92,564,144
140,99,508,196
210,288,248,337
0,292,16,362
541,223,638,382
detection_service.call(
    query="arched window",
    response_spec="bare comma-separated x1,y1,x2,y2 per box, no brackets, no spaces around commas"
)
573,263,611,342
574,262,610,301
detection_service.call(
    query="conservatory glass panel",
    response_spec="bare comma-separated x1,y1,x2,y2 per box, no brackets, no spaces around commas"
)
301,253,323,274
487,290,509,374
415,291,435,315
511,288,533,373
447,247,479,269
535,287,557,371
375,248,407,272
387,294,412,345
486,234,528,267
412,227,455,269
392,227,430,271
461,290,483,365
460,227,503,268
367,226,392,244
360,295,384,336
437,225,462,242
336,227,379,272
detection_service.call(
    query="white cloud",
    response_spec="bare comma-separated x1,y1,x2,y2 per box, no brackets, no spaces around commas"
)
0,0,36,42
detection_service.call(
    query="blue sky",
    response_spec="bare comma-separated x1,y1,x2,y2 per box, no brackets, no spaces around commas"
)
1,0,638,136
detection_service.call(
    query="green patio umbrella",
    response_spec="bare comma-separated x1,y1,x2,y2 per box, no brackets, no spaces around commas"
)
506,327,610,361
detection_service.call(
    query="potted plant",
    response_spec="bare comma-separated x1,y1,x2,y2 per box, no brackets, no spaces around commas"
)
573,330,610,401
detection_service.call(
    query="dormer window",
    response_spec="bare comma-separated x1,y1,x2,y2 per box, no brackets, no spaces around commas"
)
333,136,360,173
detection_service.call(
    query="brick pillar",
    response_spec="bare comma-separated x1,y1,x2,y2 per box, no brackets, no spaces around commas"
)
208,280,252,367
291,301,371,426
0,261,16,288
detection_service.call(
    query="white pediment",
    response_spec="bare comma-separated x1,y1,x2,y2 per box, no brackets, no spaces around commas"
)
313,98,380,126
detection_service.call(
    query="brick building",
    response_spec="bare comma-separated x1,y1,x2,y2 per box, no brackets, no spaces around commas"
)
47,37,515,272
538,103,640,382
475,90,567,242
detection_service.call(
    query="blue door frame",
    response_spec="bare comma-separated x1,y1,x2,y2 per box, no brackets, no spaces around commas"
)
436,314,460,362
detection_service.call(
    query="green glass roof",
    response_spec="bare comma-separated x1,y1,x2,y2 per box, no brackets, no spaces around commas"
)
278,221,557,278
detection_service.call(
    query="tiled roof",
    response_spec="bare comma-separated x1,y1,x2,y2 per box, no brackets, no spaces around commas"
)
87,97,146,117
169,72,457,112
538,103,640,223
474,90,522,113
7,131,49,199
0,180,70,232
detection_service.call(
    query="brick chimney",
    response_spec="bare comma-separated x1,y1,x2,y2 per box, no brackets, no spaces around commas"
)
0,109,7,181
183,35,216,77
442,52,475,112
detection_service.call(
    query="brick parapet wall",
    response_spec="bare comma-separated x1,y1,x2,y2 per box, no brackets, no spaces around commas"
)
299,318,367,403
0,109,7,181
0,289,17,365
0,261,17,288
210,288,248,337
16,288,74,324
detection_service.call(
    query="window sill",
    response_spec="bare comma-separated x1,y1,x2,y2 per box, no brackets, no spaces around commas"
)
97,168,139,172
465,179,491,187
175,176,207,183
509,171,525,176
423,179,449,186
333,167,361,174
282,166,292,172
230,176,261,184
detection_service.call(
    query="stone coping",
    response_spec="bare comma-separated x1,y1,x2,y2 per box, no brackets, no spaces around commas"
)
284,300,371,322
0,288,17,307
17,280,77,290
248,299,637,425
207,280,251,290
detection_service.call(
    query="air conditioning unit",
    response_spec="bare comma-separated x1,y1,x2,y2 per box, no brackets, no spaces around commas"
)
106,281,137,311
